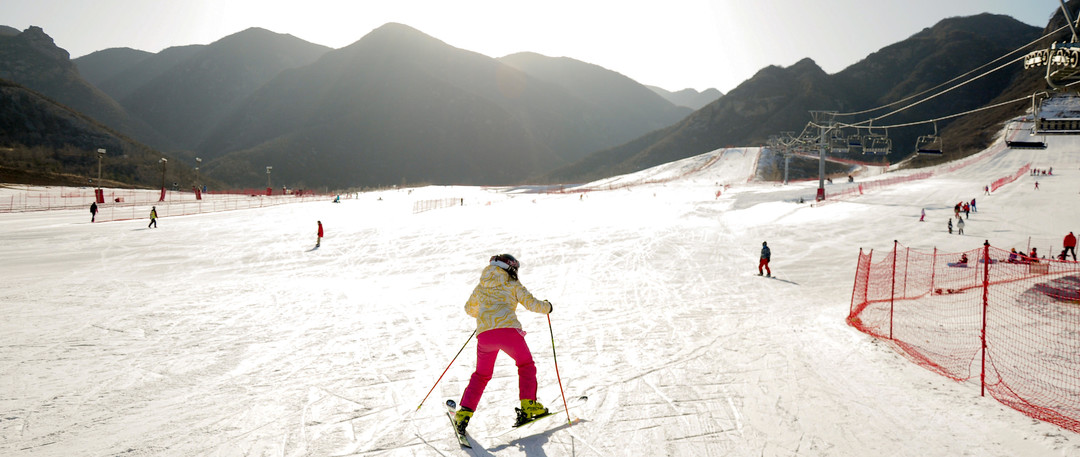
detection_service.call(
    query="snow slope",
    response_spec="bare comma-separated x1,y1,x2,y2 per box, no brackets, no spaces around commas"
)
2,126,1079,457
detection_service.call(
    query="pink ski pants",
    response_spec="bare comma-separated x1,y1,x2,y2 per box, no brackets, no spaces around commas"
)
459,327,537,411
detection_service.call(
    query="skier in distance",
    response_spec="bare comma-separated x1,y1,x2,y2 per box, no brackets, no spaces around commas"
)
758,241,771,277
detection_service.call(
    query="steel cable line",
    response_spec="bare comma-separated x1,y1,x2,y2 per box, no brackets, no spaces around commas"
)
834,24,1069,119
827,79,1080,131
827,56,1028,130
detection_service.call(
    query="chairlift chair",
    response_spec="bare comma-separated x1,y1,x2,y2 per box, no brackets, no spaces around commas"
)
1005,118,1047,149
1032,92,1080,134
915,122,943,155
863,133,891,155
1045,42,1080,88
829,131,849,154
846,133,863,154
847,134,862,147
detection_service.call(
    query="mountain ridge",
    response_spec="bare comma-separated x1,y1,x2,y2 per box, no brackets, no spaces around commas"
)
0,9,1065,190
647,86,723,110
194,23,692,188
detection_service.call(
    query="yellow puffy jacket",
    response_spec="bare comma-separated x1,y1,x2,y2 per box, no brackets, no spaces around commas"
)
465,265,551,334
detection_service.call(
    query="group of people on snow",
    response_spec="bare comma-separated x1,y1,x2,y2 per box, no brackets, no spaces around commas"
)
946,198,976,234
1008,247,1043,264
1005,232,1077,264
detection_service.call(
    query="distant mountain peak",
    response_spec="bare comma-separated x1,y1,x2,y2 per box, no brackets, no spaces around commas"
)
210,26,313,50
6,26,70,61
371,22,425,34
222,27,287,40
355,22,448,48
365,22,435,41
790,57,822,72
646,86,723,110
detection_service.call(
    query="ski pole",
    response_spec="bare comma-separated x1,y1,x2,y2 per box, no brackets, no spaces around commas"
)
548,314,572,426
416,329,475,411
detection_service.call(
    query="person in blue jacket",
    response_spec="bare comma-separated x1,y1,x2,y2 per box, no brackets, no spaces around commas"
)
758,241,771,277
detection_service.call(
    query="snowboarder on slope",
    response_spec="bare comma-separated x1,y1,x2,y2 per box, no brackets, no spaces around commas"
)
758,241,771,277
316,221,323,248
453,254,553,435
148,206,157,228
90,202,98,222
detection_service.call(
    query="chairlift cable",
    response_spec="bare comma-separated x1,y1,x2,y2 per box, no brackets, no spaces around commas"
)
855,56,1026,127
810,56,1031,132
790,21,1079,154
834,24,1069,119
845,94,1031,130
812,78,1080,132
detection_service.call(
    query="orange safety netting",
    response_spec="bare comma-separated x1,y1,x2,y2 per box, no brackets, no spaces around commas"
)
849,242,1080,433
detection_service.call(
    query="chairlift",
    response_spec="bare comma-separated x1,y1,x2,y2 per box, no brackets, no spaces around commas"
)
863,130,891,155
1005,118,1047,149
829,130,849,154
1032,91,1080,134
1045,42,1080,88
915,122,943,155
845,133,863,154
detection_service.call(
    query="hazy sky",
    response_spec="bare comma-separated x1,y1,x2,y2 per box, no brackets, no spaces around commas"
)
1,0,1065,93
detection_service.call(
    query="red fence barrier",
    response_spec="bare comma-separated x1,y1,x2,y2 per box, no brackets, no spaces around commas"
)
0,187,326,221
990,163,1031,192
816,141,1004,205
849,241,1080,433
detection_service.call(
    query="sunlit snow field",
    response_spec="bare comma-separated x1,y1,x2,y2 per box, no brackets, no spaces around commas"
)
2,130,1079,456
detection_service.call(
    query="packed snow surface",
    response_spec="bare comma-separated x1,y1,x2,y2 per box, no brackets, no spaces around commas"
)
2,130,1079,456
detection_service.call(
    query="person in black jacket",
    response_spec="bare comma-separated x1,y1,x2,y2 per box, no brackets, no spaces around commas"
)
758,241,771,277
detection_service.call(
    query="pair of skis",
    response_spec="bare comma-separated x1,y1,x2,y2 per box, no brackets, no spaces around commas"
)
445,397,581,448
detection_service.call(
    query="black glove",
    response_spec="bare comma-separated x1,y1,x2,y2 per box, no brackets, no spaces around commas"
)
545,300,553,314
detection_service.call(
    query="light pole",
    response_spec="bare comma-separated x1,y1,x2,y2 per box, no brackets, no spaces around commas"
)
195,157,201,189
96,148,105,184
266,166,273,193
159,158,168,202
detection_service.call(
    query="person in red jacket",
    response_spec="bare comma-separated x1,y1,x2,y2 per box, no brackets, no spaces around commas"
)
1065,231,1077,261
316,221,323,248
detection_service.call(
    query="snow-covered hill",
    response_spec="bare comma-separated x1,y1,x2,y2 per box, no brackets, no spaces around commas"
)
2,124,1079,456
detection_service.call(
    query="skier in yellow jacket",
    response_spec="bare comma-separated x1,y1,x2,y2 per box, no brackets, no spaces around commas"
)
453,254,553,434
